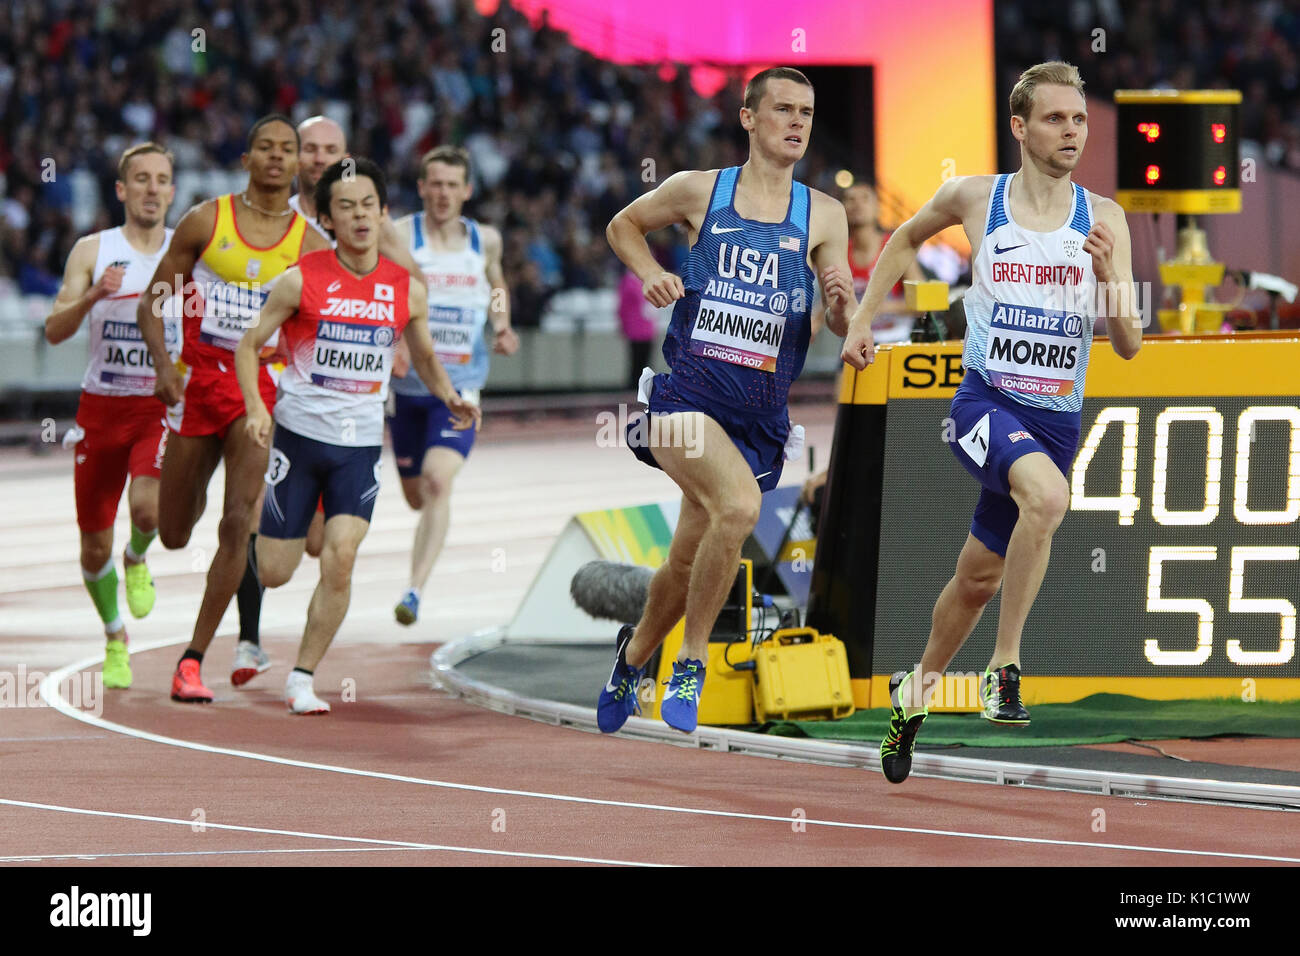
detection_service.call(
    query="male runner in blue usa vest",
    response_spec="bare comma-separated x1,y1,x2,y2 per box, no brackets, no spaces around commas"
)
597,67,862,734
841,62,1143,783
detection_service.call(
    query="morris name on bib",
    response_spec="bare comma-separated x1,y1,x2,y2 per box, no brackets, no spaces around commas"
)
985,301,1083,397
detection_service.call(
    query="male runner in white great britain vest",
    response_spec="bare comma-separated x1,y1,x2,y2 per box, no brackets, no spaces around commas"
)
387,145,517,627
45,143,181,689
841,61,1143,783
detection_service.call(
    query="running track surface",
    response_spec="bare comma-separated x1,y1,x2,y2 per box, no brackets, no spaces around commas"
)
1,409,1295,867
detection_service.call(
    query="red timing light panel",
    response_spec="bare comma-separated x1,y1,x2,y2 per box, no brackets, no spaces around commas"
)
1117,100,1239,194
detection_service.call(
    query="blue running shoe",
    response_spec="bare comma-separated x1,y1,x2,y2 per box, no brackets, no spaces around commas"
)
596,625,643,733
661,658,705,733
394,588,420,626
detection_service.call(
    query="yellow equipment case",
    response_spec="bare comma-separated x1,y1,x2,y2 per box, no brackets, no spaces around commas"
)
752,628,855,722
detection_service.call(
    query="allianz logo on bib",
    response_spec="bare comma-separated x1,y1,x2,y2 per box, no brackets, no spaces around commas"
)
990,302,1084,338
318,321,394,347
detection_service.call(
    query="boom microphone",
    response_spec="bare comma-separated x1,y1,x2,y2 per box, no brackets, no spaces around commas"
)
570,561,653,623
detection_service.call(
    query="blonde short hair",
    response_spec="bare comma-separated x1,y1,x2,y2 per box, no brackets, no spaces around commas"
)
117,142,174,181
1009,61,1085,120
419,145,471,183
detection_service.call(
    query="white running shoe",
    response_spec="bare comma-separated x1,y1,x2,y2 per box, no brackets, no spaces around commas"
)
231,641,272,687
286,674,330,715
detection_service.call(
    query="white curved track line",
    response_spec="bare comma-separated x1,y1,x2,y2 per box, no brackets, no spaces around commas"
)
39,643,1300,865
0,797,661,867
2,847,479,862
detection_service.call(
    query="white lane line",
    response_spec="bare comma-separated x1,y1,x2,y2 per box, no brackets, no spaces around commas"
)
1,846,492,862
39,642,1300,865
0,798,663,868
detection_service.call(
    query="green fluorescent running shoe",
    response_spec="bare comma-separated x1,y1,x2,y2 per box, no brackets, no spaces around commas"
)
103,637,132,690
123,560,156,618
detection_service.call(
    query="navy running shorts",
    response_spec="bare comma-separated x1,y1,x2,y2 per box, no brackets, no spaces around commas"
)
387,392,477,479
260,424,382,539
627,373,788,493
948,372,1081,557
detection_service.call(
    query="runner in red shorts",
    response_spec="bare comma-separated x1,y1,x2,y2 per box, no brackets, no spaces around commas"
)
44,143,180,689
137,115,330,701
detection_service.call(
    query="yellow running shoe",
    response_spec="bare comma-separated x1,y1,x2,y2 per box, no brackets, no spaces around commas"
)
123,559,156,618
103,637,132,689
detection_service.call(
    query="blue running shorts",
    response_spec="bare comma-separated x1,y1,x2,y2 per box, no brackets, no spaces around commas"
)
261,424,382,539
387,392,477,479
626,372,789,493
948,372,1081,557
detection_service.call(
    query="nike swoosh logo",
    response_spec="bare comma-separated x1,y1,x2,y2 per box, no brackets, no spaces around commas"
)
754,471,773,480
710,223,743,234
663,686,678,699
993,242,1029,255
327,280,342,293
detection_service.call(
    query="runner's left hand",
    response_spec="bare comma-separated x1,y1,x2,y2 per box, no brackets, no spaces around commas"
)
821,266,853,318
1083,221,1116,282
493,326,520,356
445,392,482,431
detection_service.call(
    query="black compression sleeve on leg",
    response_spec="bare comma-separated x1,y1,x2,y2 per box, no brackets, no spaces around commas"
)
236,533,263,646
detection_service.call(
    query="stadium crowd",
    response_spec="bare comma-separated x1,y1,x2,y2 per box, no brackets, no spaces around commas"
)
999,0,1300,171
3,0,1298,309
0,0,781,313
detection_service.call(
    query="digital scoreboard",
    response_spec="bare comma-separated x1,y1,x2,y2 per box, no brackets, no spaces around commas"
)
808,337,1300,706
1114,90,1241,213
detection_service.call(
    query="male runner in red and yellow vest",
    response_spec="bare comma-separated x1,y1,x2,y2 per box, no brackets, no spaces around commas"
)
138,114,328,701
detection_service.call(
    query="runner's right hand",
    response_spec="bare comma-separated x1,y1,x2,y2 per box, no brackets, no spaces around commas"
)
154,362,185,406
840,319,877,371
642,272,685,309
244,405,274,449
90,265,125,301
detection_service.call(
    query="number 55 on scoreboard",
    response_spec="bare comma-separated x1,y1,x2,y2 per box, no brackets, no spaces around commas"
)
810,334,1300,708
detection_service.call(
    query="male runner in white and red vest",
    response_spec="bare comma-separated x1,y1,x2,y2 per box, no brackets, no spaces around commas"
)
44,142,180,688
235,158,479,714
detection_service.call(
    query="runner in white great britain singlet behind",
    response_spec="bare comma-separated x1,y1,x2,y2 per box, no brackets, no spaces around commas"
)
841,61,1143,783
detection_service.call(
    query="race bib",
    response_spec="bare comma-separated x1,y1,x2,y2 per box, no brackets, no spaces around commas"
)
96,299,159,390
265,448,290,485
984,301,1082,397
198,279,276,351
958,412,991,468
689,298,785,372
428,305,480,365
310,320,393,394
